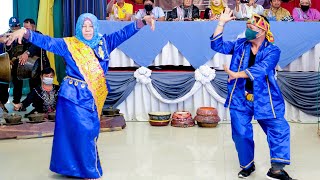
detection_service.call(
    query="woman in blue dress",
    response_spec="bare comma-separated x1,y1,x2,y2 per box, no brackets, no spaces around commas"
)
5,13,154,180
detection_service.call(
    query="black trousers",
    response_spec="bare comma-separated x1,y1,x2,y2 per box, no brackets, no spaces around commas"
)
11,61,23,104
0,83,9,105
11,61,42,104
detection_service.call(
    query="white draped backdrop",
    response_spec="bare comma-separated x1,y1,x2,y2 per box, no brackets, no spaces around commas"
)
109,42,320,123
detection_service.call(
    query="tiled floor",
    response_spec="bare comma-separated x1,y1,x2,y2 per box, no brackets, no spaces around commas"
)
0,121,319,180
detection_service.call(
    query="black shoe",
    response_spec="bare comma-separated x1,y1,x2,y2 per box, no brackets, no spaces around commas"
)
266,169,293,180
238,164,255,178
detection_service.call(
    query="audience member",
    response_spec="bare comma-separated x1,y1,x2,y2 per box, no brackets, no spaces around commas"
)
234,0,264,19
107,0,133,21
169,0,200,21
292,0,320,21
135,0,165,21
204,0,226,20
264,0,292,21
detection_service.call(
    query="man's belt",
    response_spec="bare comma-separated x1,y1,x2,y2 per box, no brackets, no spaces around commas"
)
245,92,254,102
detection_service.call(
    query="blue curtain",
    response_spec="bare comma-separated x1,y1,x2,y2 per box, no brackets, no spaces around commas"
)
277,72,320,117
63,0,107,36
105,72,136,108
151,72,195,100
105,71,320,117
211,71,228,99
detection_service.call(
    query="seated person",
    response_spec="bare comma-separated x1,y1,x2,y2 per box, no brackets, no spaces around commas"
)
263,0,292,21
292,0,320,21
13,68,59,115
169,0,200,21
204,0,226,20
107,0,133,21
234,0,264,19
135,0,165,21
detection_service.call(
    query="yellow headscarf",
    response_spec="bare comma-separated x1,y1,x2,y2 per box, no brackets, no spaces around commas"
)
210,0,225,15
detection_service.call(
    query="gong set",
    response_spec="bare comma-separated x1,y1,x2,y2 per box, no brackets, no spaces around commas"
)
0,52,39,83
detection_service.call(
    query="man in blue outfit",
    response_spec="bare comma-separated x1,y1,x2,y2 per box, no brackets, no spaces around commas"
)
210,8,293,180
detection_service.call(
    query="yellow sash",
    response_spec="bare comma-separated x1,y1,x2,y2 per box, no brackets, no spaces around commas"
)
64,37,108,118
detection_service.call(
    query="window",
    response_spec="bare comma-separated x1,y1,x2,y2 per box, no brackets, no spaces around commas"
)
0,0,13,34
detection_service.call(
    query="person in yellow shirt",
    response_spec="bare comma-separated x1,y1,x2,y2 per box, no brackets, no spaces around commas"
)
107,0,133,21
263,0,292,21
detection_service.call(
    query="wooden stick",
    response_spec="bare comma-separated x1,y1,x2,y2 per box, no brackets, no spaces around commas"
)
16,133,53,139
100,127,122,132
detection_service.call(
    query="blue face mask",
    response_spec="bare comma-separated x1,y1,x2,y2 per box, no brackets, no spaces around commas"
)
43,77,53,85
245,28,259,40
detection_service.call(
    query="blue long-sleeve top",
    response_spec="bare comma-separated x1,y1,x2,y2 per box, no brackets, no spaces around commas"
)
211,33,285,119
25,21,142,111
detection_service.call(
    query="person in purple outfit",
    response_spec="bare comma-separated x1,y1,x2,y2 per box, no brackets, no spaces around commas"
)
292,0,320,21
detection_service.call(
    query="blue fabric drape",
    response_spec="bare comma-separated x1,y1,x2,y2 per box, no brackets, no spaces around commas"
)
63,0,107,36
98,21,320,68
105,71,320,117
211,71,228,99
277,72,320,117
104,72,136,108
151,72,195,100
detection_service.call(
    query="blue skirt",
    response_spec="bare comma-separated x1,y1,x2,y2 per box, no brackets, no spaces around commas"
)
49,96,103,178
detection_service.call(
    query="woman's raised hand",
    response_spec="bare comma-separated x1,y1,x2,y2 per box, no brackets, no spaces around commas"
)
143,15,155,31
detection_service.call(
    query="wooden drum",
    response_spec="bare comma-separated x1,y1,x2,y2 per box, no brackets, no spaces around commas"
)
171,111,195,128
17,56,38,80
148,112,171,126
0,53,11,83
195,107,220,128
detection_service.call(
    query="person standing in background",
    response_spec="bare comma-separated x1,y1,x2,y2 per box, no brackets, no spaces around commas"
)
169,0,200,21
234,0,264,19
106,0,133,21
135,0,166,21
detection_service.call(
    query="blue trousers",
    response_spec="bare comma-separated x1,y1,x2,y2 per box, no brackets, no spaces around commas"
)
230,100,290,169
